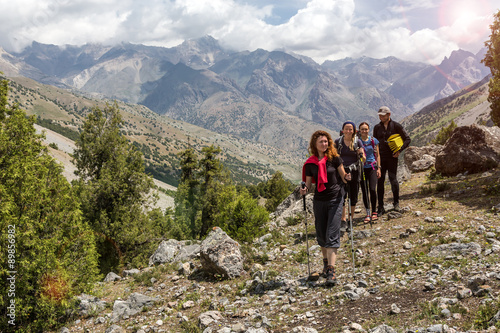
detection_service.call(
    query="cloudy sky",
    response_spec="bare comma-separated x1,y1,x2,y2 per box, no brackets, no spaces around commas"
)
1,0,499,65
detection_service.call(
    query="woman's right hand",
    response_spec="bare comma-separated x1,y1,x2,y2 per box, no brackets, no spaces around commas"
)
300,187,308,196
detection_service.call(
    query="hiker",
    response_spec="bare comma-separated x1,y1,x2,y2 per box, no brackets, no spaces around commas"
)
358,122,381,223
373,106,411,214
334,121,365,227
300,130,350,285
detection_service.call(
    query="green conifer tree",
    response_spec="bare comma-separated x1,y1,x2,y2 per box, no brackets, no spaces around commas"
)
264,171,295,212
482,10,500,126
72,103,156,272
0,78,99,331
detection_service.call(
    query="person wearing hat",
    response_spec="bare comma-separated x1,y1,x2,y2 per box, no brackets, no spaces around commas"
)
373,106,411,214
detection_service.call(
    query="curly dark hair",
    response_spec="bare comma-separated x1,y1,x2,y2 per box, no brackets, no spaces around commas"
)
308,130,339,161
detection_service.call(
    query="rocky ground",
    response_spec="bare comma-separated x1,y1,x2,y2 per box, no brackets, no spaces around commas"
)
54,167,500,333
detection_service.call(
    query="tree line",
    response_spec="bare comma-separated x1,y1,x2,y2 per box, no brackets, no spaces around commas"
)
0,78,294,332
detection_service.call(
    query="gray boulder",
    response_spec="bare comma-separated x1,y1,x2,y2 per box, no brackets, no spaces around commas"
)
411,154,436,172
149,239,201,266
369,324,398,333
105,325,125,333
111,293,158,322
435,125,500,176
396,162,411,183
198,310,222,329
76,294,107,316
274,185,302,216
428,242,482,258
174,243,201,262
290,327,318,333
104,272,121,282
200,227,245,279
149,239,181,266
404,144,442,170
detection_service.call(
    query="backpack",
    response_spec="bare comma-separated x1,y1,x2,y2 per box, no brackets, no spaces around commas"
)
336,134,360,155
362,136,378,168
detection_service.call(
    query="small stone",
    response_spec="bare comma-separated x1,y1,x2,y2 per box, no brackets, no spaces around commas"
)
231,323,245,332
441,308,451,318
390,303,401,314
424,282,435,291
457,287,472,299
403,241,412,249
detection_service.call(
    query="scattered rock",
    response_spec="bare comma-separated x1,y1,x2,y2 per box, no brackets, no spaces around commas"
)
200,227,245,279
76,294,107,316
390,303,401,314
104,272,122,282
105,324,126,333
111,293,159,322
428,242,482,258
123,269,140,276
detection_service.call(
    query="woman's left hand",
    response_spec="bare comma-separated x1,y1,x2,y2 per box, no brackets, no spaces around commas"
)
376,169,381,178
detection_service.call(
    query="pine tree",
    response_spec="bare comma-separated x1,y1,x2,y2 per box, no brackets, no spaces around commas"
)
433,120,457,145
0,78,99,331
72,103,156,272
264,171,294,212
199,145,228,237
175,147,200,239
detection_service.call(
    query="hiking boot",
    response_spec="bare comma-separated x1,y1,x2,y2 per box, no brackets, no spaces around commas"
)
393,203,400,212
321,258,328,278
325,265,336,286
377,206,385,215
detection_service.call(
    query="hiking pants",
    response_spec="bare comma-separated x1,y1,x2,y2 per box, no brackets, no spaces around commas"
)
361,167,377,213
313,193,344,248
377,156,399,207
343,169,360,207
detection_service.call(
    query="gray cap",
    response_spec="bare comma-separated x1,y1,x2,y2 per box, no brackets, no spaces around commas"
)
378,106,391,115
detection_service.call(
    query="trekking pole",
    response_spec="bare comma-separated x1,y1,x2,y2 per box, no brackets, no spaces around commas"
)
301,181,311,279
346,175,356,276
359,157,372,228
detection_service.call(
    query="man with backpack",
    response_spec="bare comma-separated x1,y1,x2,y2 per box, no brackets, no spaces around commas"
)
373,106,411,214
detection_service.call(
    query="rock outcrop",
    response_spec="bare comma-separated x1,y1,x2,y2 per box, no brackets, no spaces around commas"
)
435,125,500,176
149,239,200,266
200,227,245,279
404,144,442,172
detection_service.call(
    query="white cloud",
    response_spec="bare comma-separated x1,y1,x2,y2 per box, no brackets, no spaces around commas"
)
0,0,497,65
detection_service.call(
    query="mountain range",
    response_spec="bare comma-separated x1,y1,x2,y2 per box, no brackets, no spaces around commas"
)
0,36,491,154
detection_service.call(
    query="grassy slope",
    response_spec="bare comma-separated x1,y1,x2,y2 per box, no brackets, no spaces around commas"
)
46,168,500,332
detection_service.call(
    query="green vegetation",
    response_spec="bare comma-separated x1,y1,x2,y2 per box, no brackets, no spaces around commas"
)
71,103,174,273
35,116,80,141
468,300,500,330
432,120,457,145
0,78,99,331
245,171,295,212
173,145,270,242
483,10,500,126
